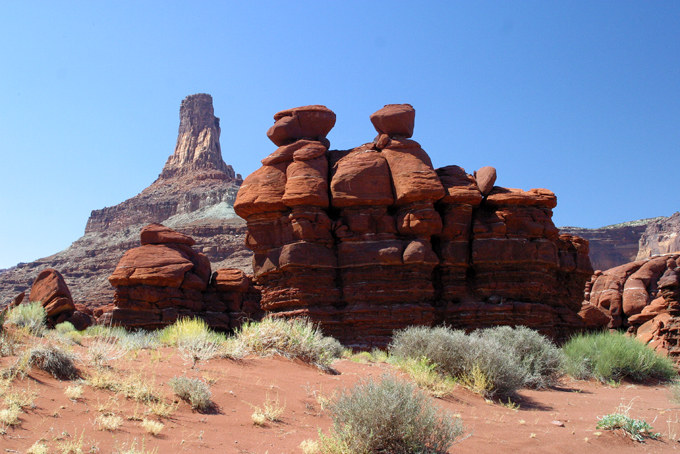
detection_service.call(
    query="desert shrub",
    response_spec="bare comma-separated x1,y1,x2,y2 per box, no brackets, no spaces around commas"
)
389,326,525,398
84,324,129,340
597,413,660,442
119,330,159,350
562,332,677,383
6,302,46,336
319,375,463,454
28,344,79,379
393,356,457,398
169,376,212,411
472,325,564,389
233,317,343,370
55,321,76,334
0,330,19,357
158,318,224,346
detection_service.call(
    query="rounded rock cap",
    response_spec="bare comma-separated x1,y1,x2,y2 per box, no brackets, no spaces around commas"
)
266,105,336,146
370,104,415,138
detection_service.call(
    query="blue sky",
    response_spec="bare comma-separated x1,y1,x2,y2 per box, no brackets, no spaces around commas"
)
1,1,678,269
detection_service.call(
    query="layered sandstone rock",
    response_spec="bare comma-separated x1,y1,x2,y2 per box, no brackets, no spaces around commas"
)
0,94,250,310
582,253,680,364
101,224,260,330
560,212,679,271
235,104,592,347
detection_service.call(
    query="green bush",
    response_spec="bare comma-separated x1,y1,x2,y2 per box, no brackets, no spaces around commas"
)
7,302,46,336
562,332,677,383
597,413,660,442
319,375,463,454
169,376,212,411
389,326,526,398
472,326,564,389
233,317,343,370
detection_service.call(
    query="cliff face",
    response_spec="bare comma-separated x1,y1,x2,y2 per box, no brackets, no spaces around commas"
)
0,94,251,308
638,212,680,260
235,104,592,347
560,213,680,271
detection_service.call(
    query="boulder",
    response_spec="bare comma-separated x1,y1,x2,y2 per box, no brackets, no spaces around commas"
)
369,104,415,138
28,269,76,319
474,166,497,196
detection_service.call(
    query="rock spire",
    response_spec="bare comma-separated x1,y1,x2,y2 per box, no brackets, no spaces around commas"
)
158,93,236,180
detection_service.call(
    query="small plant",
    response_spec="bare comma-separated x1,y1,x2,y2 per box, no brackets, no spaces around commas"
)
393,356,457,398
6,302,46,336
65,384,84,401
29,344,80,380
169,376,212,412
597,413,660,442
0,330,19,357
146,399,178,419
26,440,49,454
119,330,159,350
87,334,128,368
96,413,124,431
233,317,343,370
141,418,164,436
4,388,36,410
0,405,21,426
56,430,86,454
563,332,677,383
318,375,464,454
250,393,285,425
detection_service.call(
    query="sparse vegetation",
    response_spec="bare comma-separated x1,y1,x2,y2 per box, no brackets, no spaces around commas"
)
392,356,457,398
26,440,49,454
233,317,343,370
317,375,463,454
169,376,212,411
65,384,84,400
472,325,564,389
141,418,164,436
29,344,80,379
250,393,285,425
6,302,46,336
597,413,660,442
86,334,128,368
563,332,677,383
389,326,525,398
95,412,124,431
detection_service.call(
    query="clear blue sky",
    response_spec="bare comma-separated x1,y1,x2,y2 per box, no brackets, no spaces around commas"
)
1,1,678,269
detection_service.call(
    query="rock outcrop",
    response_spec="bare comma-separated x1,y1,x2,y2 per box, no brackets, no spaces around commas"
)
582,253,680,364
0,94,251,309
235,104,592,347
561,212,679,271
101,224,260,330
638,212,680,260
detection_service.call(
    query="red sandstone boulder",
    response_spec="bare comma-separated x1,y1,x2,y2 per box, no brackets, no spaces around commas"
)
28,269,75,318
234,163,288,217
474,166,497,196
267,105,336,146
369,104,415,138
212,268,251,292
578,302,612,328
331,150,394,208
140,223,195,246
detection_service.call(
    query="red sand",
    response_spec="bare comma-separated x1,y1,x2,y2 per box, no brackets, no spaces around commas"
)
1,347,680,453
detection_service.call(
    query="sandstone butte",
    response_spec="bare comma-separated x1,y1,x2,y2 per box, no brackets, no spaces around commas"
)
234,103,593,347
100,223,261,330
581,253,680,364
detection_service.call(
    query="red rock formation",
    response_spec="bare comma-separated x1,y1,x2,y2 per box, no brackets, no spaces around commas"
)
102,224,260,330
235,104,592,347
582,253,680,364
0,94,250,310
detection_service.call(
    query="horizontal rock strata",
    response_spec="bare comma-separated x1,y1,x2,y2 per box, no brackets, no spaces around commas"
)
101,224,261,330
235,104,592,347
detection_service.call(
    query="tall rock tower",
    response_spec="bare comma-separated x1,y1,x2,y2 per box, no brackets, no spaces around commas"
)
0,94,251,308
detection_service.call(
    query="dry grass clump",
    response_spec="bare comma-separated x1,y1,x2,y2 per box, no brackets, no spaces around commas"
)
26,440,49,454
250,393,285,426
65,384,84,401
315,375,464,454
159,318,223,367
140,418,164,436
169,376,212,412
0,405,21,426
87,368,161,404
233,317,343,370
95,412,124,431
3,344,80,381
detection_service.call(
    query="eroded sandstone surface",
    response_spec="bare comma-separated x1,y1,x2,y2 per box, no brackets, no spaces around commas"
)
581,253,680,364
100,224,260,330
235,104,593,347
0,94,251,308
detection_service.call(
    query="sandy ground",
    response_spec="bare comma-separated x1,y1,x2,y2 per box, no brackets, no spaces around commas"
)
1,345,680,454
